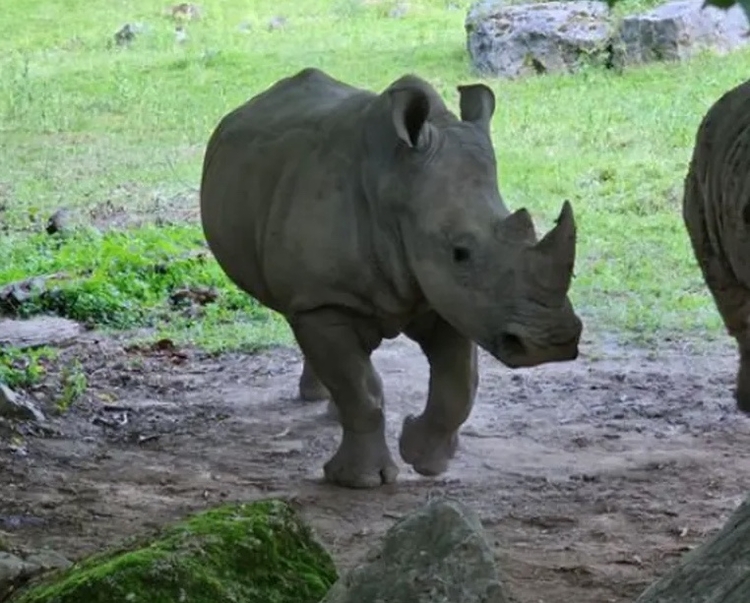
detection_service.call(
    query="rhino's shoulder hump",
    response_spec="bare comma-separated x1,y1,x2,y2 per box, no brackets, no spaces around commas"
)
694,78,750,159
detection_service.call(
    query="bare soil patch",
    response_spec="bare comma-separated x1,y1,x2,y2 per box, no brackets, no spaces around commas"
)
2,329,749,603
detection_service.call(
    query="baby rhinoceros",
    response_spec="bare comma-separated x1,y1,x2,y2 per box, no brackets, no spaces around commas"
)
683,78,750,413
199,67,583,489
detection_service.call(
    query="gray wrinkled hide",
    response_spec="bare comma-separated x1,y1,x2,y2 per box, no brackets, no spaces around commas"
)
321,498,510,603
465,0,613,78
612,0,750,66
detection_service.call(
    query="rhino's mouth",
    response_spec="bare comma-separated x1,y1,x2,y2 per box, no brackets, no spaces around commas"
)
491,330,579,369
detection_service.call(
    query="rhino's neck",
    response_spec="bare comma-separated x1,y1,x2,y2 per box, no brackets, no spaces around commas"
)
354,100,429,325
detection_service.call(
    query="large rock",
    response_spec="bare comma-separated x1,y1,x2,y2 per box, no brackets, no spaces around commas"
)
8,499,337,603
612,0,750,67
322,498,510,603
1,550,71,600
465,0,614,78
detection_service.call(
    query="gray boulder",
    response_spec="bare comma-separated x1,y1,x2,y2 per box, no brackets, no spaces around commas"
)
465,0,614,78
321,498,510,603
612,0,750,66
0,550,70,601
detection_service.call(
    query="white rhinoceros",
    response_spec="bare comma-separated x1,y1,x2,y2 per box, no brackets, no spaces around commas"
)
200,68,583,489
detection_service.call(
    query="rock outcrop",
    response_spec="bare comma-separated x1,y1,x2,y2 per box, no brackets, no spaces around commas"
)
612,0,750,66
7,499,337,603
0,550,71,601
466,0,750,78
466,0,614,78
321,498,510,603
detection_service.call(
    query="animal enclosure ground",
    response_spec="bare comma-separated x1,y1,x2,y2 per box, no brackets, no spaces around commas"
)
5,1,750,602
3,330,750,603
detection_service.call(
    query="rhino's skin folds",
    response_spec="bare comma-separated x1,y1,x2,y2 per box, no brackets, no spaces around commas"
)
683,77,750,413
199,67,583,489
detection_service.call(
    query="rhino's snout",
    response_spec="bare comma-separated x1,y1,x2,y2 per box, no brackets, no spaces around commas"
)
492,325,581,369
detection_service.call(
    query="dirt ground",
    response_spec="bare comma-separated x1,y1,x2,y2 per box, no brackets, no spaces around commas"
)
2,326,750,603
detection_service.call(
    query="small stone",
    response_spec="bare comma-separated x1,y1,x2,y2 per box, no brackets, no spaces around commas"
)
175,25,188,44
169,3,202,21
0,383,45,423
45,208,70,236
389,3,408,18
267,15,288,30
114,23,140,46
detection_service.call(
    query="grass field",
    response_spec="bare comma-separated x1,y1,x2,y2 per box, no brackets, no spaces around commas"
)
1,0,748,366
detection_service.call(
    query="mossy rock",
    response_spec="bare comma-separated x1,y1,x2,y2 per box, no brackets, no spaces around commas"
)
9,499,337,603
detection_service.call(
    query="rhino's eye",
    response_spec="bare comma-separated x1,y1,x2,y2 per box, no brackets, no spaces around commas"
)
453,246,471,263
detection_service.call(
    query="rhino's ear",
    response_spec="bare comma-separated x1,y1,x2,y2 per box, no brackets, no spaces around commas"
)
458,84,496,130
388,87,431,149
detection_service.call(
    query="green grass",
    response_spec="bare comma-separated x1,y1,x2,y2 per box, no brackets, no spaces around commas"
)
0,0,745,360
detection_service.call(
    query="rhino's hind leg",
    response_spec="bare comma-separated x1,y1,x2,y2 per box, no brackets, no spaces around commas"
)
290,309,398,488
400,312,478,477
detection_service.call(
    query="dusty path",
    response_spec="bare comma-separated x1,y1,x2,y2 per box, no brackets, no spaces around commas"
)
2,330,750,602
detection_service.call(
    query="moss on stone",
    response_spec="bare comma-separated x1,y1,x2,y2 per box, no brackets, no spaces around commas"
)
9,499,337,603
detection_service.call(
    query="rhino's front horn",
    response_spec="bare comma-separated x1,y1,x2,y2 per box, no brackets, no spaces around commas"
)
534,201,576,287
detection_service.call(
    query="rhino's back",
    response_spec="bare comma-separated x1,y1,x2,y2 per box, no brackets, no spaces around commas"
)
685,78,750,287
214,68,369,141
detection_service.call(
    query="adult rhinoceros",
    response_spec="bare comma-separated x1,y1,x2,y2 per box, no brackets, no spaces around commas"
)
683,77,750,413
199,67,583,489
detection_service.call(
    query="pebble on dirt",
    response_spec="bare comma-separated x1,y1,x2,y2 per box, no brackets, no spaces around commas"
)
321,498,511,603
5,499,337,603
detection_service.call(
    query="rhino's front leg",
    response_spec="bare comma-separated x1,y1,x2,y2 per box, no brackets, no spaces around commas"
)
400,312,478,477
290,309,398,488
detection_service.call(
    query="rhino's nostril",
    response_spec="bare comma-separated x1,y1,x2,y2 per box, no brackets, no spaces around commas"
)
499,332,526,357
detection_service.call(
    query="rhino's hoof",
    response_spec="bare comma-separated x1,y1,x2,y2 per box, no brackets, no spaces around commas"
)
323,429,399,489
398,414,458,477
